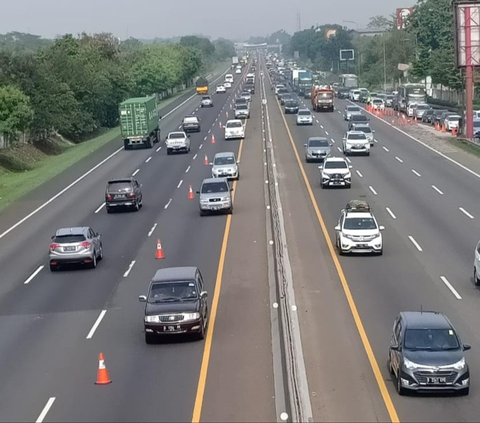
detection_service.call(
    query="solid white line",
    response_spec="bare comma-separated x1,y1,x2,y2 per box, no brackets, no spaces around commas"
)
431,185,444,195
156,146,162,152
164,198,172,209
193,154,198,160
386,207,397,219
459,207,474,219
123,260,136,278
440,276,462,300
36,398,56,423
325,131,329,136
148,223,158,237
0,147,124,241
94,203,106,214
24,265,44,285
132,169,140,177
408,236,423,252
412,169,421,177
382,146,389,152
395,156,403,163
177,180,183,189
86,310,107,339
145,156,152,163
356,170,363,178
199,144,203,149
331,138,335,143
337,147,342,153
369,186,378,195
185,166,191,173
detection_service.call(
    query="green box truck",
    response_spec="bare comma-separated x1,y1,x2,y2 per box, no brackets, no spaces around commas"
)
119,96,160,150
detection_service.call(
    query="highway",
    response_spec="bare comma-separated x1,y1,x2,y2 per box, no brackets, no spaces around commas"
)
1,53,480,423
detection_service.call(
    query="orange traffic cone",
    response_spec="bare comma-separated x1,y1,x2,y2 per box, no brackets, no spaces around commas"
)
452,127,458,136
211,134,216,144
156,239,164,259
442,124,447,133
188,185,194,200
435,122,440,131
95,353,112,385
204,154,209,166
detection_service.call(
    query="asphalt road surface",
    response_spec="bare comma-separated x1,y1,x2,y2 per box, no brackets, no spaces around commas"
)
2,54,480,423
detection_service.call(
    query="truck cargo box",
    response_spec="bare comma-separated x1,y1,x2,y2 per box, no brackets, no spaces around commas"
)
120,96,158,137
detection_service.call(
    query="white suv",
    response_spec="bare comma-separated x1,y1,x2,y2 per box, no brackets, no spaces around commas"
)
474,240,480,286
343,131,370,156
165,131,190,155
335,200,384,255
224,119,245,140
319,157,352,189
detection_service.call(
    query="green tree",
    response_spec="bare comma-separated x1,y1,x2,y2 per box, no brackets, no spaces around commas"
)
180,36,215,58
0,85,33,140
213,38,236,60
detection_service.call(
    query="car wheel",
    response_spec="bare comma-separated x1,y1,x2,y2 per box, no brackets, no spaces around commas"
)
474,267,480,286
195,319,206,340
134,200,140,212
106,207,112,214
396,373,406,396
90,252,97,269
377,249,383,256
459,387,470,396
200,210,207,217
145,333,156,344
227,207,233,215
167,149,172,155
347,184,352,189
98,244,104,261
387,357,394,375
366,152,370,157
50,263,58,272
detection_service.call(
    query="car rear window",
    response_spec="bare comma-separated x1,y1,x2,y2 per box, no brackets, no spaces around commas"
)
352,115,368,121
227,121,242,128
309,139,329,147
184,118,197,124
107,182,132,191
298,110,311,116
169,133,186,139
53,234,86,243
348,133,367,140
202,182,229,193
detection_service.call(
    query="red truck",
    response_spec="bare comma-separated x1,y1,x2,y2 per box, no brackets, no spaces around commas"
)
311,85,334,112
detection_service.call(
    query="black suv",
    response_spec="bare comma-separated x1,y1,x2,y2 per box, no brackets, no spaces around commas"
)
284,100,299,114
388,311,471,396
245,83,255,94
139,267,208,343
105,178,142,213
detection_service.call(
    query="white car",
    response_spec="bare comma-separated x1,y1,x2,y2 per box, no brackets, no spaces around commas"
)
216,85,226,94
296,109,313,125
445,114,461,131
344,106,362,121
200,95,213,107
474,240,480,285
275,84,286,95
319,157,352,189
335,200,384,255
224,81,232,89
371,98,385,111
235,68,242,74
350,90,361,101
407,103,417,117
342,131,370,156
165,131,190,155
225,74,234,83
353,124,375,146
224,119,245,139
211,151,239,180
240,91,252,102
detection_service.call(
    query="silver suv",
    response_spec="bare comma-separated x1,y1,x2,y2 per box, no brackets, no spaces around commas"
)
304,137,331,162
211,152,239,180
49,227,103,271
197,178,233,216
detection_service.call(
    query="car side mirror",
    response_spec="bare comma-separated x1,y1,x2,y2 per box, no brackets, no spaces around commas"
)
464,344,472,351
304,144,308,147
196,191,200,194
318,165,323,169
237,161,240,164
200,291,208,299
379,226,385,231
138,295,147,302
230,188,234,191
390,344,399,351
373,130,376,133
349,165,353,169
165,136,168,140
158,115,162,120
334,225,341,231
51,235,55,240
329,143,333,147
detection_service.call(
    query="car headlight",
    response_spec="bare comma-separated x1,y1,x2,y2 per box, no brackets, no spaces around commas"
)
221,196,230,202
322,173,330,179
145,315,160,323
404,357,420,370
452,357,466,370
182,312,201,321
372,233,381,240
345,172,351,179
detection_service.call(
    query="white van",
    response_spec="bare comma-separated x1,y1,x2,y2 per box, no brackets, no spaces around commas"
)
225,74,234,83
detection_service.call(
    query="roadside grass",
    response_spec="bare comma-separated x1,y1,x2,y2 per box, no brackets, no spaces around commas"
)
450,138,480,158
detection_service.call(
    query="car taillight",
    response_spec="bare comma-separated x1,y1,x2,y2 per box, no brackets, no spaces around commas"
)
50,243,60,250
106,194,112,201
81,242,91,249
128,193,136,199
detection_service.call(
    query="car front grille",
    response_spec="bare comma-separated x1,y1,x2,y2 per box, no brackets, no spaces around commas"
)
159,315,184,323
414,371,458,384
209,198,222,203
350,235,376,242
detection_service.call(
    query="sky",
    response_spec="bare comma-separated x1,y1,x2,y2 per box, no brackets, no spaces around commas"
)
2,0,409,40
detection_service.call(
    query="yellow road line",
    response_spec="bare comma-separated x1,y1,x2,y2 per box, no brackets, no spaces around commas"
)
275,97,400,423
191,121,246,423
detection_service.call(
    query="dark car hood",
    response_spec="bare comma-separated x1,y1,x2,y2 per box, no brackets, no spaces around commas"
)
404,349,464,367
145,300,199,315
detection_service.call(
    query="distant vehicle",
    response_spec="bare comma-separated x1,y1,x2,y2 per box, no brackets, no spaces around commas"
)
235,104,250,119
211,151,240,180
396,83,426,112
225,74,234,84
354,124,375,146
182,116,201,133
344,105,362,121
335,200,384,255
201,95,213,107
421,109,435,123
244,84,255,94
432,109,449,125
139,267,209,343
49,227,103,271
197,178,233,216
240,91,252,102
296,109,313,125
165,131,190,155
342,131,370,156
348,114,370,130
350,90,361,102
224,119,245,140
319,157,352,189
388,311,470,396
234,97,248,108
337,88,351,99
105,178,143,213
371,98,385,111
280,93,293,105
232,56,239,65
339,73,358,89
385,94,395,107
413,104,431,120
284,100,299,114
196,77,209,95
304,137,332,162
407,103,417,117
120,96,160,150
235,68,242,74
224,81,232,89
216,85,226,94
473,119,480,138
311,86,334,112
445,114,461,131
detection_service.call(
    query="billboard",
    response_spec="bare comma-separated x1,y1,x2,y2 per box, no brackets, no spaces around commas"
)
326,29,337,39
454,1,480,67
397,7,414,29
340,49,354,61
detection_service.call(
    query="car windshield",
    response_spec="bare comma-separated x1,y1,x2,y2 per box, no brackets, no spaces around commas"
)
108,181,132,191
201,182,229,193
227,121,242,128
202,96,211,100
237,105,248,110
169,133,186,139
53,234,86,243
183,118,197,124
308,139,329,147
373,99,383,104
352,115,368,121
149,281,198,303
348,133,367,140
286,101,298,106
214,156,235,165
416,105,429,110
217,85,223,88
325,161,347,169
344,217,377,230
474,121,480,128
448,116,461,121
319,93,333,99
356,127,372,134
298,110,311,116
404,329,460,351
347,107,360,112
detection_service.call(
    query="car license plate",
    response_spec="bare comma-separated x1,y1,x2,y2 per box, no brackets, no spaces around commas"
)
64,246,76,252
427,377,447,384
357,244,368,248
163,325,180,332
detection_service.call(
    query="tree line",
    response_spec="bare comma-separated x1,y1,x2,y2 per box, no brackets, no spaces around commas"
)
0,33,235,144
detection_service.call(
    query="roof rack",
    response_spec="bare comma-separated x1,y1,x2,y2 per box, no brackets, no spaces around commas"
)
345,199,371,212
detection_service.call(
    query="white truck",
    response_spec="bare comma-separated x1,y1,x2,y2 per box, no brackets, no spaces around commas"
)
232,56,239,65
